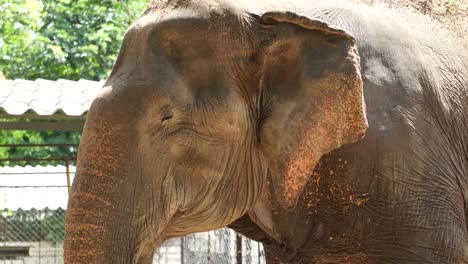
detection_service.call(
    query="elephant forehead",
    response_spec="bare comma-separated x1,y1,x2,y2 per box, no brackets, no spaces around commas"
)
128,2,249,48
110,5,258,103
144,0,247,22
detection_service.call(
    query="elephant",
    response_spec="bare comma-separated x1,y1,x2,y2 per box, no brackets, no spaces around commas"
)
64,0,468,263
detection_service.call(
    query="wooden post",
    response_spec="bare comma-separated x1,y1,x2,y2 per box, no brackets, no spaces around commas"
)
236,234,243,264
65,160,71,196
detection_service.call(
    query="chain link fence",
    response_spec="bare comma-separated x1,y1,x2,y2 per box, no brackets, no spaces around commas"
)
155,229,265,264
0,208,265,264
0,165,266,264
0,208,65,264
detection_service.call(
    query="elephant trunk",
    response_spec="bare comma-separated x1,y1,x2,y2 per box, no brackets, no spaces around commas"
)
64,98,137,263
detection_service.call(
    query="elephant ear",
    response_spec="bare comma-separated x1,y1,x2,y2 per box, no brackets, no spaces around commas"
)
256,11,367,210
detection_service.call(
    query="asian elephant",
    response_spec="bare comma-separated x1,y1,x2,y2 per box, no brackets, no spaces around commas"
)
64,0,468,263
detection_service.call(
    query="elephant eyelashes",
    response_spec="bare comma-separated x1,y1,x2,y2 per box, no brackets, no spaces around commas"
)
161,111,173,122
161,115,173,122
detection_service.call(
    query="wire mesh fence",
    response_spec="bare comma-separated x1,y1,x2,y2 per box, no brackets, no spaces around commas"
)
0,208,65,264
155,229,266,264
0,165,266,264
0,208,266,264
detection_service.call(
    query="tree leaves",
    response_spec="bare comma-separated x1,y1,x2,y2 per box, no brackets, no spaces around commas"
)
0,0,147,80
0,130,80,166
0,0,147,165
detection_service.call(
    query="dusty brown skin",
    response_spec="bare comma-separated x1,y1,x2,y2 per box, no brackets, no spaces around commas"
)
64,1,367,263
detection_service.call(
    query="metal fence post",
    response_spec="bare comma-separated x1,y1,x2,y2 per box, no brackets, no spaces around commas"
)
2,212,6,246
207,232,211,263
236,234,243,264
181,237,185,264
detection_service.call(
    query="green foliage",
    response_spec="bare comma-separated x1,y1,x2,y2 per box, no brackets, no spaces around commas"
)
0,129,80,166
0,0,147,80
0,0,147,165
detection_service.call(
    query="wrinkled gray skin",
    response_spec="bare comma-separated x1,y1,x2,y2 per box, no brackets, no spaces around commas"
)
64,0,468,263
229,1,468,264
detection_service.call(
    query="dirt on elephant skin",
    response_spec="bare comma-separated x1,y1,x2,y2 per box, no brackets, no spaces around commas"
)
352,0,468,46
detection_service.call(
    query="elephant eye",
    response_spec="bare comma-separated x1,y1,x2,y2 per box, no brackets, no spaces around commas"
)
161,109,173,123
161,114,172,122
161,115,173,122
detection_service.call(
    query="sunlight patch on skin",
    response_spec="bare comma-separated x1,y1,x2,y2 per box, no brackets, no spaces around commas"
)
95,85,113,100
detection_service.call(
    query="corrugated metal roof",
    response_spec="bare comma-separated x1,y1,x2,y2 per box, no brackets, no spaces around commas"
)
0,165,76,209
0,79,104,116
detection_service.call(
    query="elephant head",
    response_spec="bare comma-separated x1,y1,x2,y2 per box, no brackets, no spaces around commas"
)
64,2,367,263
